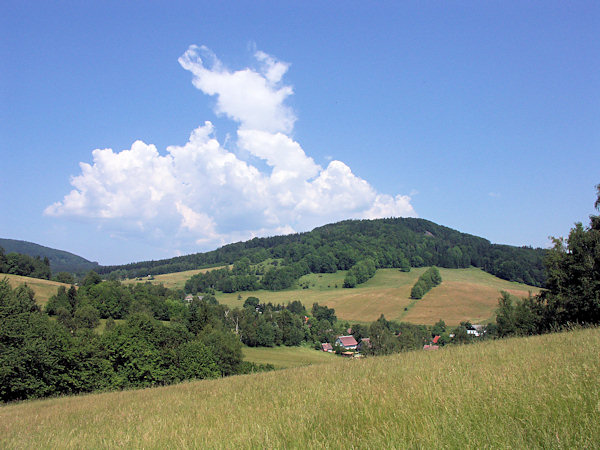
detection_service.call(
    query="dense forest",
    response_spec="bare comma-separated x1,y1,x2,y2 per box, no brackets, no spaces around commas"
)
0,276,273,403
0,246,51,280
99,218,547,287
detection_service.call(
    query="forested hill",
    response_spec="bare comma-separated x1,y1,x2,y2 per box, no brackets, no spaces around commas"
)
0,238,99,275
99,218,547,286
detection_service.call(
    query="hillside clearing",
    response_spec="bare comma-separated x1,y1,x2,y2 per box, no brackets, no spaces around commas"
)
121,267,225,290
1,328,597,448
2,274,70,306
216,267,539,325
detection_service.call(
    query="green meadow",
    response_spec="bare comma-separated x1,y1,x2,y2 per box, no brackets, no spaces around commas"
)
242,344,336,368
1,327,597,448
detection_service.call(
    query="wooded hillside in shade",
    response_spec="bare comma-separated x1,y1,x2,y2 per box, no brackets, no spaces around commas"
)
99,218,547,286
0,239,99,275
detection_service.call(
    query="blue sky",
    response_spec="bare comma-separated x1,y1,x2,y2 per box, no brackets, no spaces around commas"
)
1,1,598,265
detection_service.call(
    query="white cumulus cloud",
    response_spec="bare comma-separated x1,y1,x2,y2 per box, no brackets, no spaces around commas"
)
46,45,416,254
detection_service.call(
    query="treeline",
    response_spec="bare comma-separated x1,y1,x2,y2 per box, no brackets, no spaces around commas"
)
235,299,341,347
0,247,51,280
343,259,377,288
495,185,600,337
410,267,442,299
184,258,312,294
0,276,272,403
46,271,186,321
98,218,546,287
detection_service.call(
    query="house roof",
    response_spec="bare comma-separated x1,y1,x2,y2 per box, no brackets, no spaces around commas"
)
337,335,358,347
432,335,440,344
423,344,439,351
321,343,333,351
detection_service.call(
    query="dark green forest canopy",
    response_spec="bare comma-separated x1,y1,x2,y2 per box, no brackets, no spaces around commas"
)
99,218,547,286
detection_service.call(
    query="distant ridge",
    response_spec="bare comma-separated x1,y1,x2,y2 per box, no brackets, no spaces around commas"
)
99,218,547,286
0,238,99,274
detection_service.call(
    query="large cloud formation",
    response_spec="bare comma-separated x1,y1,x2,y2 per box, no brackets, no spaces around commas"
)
45,45,416,253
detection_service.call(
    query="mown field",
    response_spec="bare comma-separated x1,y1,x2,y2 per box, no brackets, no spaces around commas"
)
215,267,540,325
242,344,336,368
1,274,70,306
1,328,597,449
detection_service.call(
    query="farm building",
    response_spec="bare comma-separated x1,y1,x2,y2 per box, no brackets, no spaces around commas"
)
467,325,484,337
321,342,333,352
335,335,358,350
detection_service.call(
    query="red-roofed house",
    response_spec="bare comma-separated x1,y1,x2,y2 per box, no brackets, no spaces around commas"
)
432,335,440,344
335,335,358,350
423,344,439,351
321,342,333,352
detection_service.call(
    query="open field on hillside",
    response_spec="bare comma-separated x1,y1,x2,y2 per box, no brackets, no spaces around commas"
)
401,268,541,325
216,268,540,325
242,344,336,368
2,274,70,306
121,267,225,290
2,328,597,448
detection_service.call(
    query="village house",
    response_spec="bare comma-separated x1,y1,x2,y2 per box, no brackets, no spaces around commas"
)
335,335,358,350
321,342,333,352
423,335,441,350
466,324,484,337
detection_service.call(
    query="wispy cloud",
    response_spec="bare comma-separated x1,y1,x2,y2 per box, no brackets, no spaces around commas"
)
45,45,416,253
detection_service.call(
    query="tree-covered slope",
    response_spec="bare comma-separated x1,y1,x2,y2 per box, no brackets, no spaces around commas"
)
100,218,547,286
0,238,99,275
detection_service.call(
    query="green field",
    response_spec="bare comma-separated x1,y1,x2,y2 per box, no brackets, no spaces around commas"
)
215,267,540,325
2,274,70,306
1,327,597,448
243,344,336,368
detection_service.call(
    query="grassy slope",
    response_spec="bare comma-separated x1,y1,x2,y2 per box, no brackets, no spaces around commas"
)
1,328,598,448
2,274,70,306
215,268,540,325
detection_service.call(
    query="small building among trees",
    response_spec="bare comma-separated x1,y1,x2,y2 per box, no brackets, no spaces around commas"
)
335,335,358,350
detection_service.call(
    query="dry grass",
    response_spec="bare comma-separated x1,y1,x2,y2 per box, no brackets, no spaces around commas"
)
1,328,598,448
217,268,539,325
2,274,70,306
401,268,541,325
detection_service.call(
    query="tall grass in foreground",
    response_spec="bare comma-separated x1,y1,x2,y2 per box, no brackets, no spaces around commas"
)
1,328,598,448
